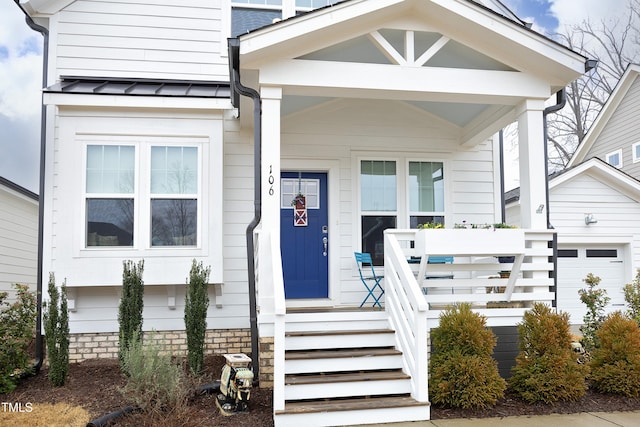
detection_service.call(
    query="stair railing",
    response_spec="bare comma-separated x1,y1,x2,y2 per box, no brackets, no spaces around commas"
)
383,230,429,403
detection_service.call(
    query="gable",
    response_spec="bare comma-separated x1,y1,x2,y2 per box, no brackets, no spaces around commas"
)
568,65,640,177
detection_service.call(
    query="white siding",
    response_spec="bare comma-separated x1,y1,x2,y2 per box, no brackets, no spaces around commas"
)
54,0,228,81
0,185,38,301
281,98,498,306
583,75,640,178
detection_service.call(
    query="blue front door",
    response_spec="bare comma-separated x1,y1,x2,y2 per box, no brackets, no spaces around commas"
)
280,172,329,299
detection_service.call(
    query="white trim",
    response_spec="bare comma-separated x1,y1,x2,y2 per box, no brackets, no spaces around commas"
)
633,142,640,163
606,149,623,169
281,158,340,307
44,93,234,111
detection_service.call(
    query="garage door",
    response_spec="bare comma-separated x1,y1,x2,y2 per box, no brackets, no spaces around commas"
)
557,246,626,324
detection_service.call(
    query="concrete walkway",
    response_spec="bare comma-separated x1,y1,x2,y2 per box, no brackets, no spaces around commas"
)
366,411,640,427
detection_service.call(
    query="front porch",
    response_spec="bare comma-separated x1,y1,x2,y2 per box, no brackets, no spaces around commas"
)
256,227,555,426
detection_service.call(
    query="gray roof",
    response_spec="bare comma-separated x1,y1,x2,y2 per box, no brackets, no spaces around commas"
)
0,176,38,200
45,77,231,99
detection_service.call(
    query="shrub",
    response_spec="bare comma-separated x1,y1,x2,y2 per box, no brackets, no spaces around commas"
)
0,284,37,393
429,303,506,409
43,273,70,387
184,260,211,376
578,273,610,352
120,331,189,413
509,303,587,403
118,260,145,370
589,311,640,397
623,270,640,326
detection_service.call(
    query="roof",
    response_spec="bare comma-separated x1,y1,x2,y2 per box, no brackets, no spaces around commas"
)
568,63,640,167
45,77,231,99
506,157,640,205
0,176,38,201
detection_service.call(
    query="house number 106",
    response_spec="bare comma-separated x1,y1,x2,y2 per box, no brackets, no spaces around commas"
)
268,165,274,196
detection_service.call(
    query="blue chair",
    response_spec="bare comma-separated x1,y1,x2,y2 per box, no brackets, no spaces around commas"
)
354,252,384,308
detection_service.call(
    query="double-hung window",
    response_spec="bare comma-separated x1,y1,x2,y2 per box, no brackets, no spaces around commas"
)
359,159,445,265
633,142,640,163
150,146,198,247
86,145,135,247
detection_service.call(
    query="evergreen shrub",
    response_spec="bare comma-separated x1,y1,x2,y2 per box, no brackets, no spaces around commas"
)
509,303,587,403
43,273,70,387
118,260,145,370
429,303,506,409
589,311,640,397
184,259,211,375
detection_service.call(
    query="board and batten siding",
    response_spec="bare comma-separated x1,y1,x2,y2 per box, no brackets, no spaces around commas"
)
0,181,38,302
582,75,640,178
281,98,499,306
53,0,229,81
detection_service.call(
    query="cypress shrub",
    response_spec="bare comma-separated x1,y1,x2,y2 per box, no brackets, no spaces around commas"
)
578,273,609,353
589,311,640,397
184,260,211,375
43,273,70,387
509,303,587,403
118,260,145,370
429,303,506,409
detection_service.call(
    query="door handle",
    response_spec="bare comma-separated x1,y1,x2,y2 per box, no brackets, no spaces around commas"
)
322,236,328,257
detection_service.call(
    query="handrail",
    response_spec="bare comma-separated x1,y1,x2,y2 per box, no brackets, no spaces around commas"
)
384,231,429,403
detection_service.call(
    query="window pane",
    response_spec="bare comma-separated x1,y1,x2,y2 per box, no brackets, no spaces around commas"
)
361,216,396,266
410,215,444,228
86,199,134,246
361,160,396,211
151,199,197,246
409,162,444,212
86,145,134,193
151,146,198,194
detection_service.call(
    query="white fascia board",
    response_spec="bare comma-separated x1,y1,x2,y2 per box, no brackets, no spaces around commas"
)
259,59,551,102
23,0,75,15
568,65,640,167
43,93,234,110
551,158,640,202
240,0,406,65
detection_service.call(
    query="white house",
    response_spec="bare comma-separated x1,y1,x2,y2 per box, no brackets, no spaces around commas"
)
507,64,640,327
506,158,640,325
0,176,39,302
20,0,588,424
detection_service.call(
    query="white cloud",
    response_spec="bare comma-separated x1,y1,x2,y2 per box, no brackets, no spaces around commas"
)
551,0,631,29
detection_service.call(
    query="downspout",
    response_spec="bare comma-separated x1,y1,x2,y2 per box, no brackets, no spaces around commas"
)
228,38,262,382
498,129,506,223
13,0,49,374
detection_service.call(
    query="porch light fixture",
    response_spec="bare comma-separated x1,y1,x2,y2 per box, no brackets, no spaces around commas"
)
536,204,544,214
585,213,598,225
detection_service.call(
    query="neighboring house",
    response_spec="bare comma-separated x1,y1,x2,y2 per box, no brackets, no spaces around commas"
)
0,176,38,302
21,0,587,425
506,158,640,325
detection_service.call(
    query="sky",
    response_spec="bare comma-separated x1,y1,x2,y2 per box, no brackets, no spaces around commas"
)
0,0,633,194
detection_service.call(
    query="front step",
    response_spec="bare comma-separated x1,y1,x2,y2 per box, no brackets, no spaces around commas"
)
274,309,430,426
275,395,430,427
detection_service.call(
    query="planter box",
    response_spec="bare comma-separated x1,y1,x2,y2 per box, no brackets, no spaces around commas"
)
415,229,525,257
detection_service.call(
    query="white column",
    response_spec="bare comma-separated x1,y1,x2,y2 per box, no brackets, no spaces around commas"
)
260,86,283,239
517,99,547,230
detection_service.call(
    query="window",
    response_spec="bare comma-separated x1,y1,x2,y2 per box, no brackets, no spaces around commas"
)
150,147,198,246
86,145,135,247
360,160,397,265
359,159,446,265
633,142,640,163
606,149,623,168
85,144,200,249
408,161,444,228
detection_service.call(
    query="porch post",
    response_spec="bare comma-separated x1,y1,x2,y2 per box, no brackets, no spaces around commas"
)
260,86,282,242
516,99,547,230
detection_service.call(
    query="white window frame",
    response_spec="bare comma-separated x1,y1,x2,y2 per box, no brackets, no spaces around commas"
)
406,159,446,228
633,142,640,163
80,136,207,255
606,149,623,168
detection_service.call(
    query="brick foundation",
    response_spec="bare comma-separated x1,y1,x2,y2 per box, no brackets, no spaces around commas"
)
68,328,252,362
258,336,275,387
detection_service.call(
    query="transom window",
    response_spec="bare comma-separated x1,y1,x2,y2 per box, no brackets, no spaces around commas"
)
359,159,445,265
